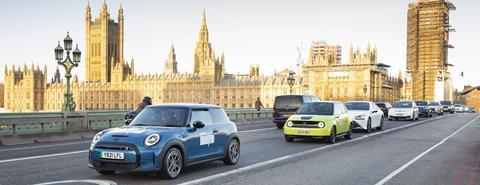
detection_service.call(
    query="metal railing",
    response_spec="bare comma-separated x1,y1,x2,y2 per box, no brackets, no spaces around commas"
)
0,109,272,136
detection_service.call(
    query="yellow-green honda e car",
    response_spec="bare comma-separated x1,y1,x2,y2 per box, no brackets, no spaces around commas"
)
284,101,353,144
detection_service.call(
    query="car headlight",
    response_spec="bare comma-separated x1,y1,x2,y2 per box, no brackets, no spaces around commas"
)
355,114,366,120
318,121,325,128
90,131,103,150
286,121,293,127
144,134,161,147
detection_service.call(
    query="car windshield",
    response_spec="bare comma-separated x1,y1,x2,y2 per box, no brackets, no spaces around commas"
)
430,102,440,106
441,101,452,105
274,96,302,108
454,104,461,107
393,102,413,108
415,101,428,106
345,102,370,111
296,102,334,115
130,107,188,127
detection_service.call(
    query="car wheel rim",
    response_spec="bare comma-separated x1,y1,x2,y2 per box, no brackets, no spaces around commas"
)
229,140,240,162
167,150,182,177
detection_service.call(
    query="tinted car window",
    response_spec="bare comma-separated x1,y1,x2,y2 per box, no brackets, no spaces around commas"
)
312,96,321,101
274,96,303,108
303,96,312,103
297,102,334,115
191,110,213,125
345,102,370,111
440,101,452,106
393,102,413,108
209,108,230,123
130,107,188,127
415,101,428,106
430,102,440,106
454,104,462,107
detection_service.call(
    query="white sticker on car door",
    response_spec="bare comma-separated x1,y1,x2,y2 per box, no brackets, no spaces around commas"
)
200,133,215,146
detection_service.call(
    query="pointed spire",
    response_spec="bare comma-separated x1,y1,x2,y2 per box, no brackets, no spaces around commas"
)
86,0,91,15
101,0,108,15
119,2,124,15
202,8,207,26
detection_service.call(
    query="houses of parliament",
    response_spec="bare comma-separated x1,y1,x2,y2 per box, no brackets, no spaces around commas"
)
2,2,403,112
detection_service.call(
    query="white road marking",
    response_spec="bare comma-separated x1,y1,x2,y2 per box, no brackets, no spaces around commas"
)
374,114,480,185
0,141,91,152
239,127,276,133
178,114,454,185
0,150,87,164
34,179,117,185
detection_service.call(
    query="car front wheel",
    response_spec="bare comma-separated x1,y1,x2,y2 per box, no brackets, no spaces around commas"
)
161,147,183,179
377,118,384,130
285,135,294,142
276,122,284,129
345,123,353,140
224,139,240,165
328,127,336,144
366,118,372,133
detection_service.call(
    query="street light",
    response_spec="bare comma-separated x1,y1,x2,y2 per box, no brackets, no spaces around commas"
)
363,84,368,101
287,71,296,95
54,32,81,112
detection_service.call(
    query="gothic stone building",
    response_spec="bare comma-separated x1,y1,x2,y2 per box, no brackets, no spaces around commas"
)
3,2,402,112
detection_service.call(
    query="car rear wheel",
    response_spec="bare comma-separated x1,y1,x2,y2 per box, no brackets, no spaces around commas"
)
366,119,372,133
344,123,353,140
276,122,284,129
285,135,294,142
96,169,115,175
161,147,183,179
328,127,336,144
377,118,384,130
224,139,240,165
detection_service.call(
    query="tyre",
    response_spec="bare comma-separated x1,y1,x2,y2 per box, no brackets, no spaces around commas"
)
344,123,353,140
285,135,294,142
366,118,372,133
96,169,115,175
388,118,393,121
429,113,433,117
276,122,284,129
223,139,240,165
328,127,336,144
415,113,419,120
161,147,183,179
377,118,384,131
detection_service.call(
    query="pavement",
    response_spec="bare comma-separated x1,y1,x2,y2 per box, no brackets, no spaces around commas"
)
0,113,479,185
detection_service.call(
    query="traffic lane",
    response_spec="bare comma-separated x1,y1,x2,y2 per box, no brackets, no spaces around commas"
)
0,115,444,185
0,121,274,160
385,113,480,185
219,114,474,185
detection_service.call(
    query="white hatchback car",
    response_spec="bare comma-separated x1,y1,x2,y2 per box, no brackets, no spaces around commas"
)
345,101,384,133
388,101,419,121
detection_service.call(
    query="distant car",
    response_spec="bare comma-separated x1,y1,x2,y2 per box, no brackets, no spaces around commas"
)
429,101,444,115
388,101,419,121
376,102,392,117
454,104,463,113
89,104,240,179
283,102,352,144
415,100,432,118
440,100,455,114
345,101,384,132
273,95,321,129
469,107,477,113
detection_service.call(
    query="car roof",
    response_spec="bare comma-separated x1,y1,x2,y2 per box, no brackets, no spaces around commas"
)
345,101,371,103
148,103,221,109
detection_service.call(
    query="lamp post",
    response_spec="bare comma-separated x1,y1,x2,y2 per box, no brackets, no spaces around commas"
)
287,71,296,95
54,32,81,112
363,84,368,101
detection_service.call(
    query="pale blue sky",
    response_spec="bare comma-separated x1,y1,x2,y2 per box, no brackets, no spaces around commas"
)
0,0,478,89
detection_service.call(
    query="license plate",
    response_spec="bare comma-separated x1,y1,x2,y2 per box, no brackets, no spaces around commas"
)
296,130,310,134
101,151,124,160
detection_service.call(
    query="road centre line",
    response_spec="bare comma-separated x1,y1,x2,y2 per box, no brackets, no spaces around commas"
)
374,114,480,185
178,114,453,185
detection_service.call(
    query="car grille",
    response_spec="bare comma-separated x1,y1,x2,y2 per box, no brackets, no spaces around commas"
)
291,121,319,128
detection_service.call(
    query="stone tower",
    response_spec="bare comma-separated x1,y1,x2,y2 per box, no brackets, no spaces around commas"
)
165,45,178,74
193,9,224,81
3,64,47,112
85,1,124,83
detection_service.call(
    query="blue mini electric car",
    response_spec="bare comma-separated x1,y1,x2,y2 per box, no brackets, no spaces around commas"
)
88,104,240,179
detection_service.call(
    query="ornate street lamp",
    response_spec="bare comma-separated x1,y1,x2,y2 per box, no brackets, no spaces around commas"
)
54,32,81,112
287,71,296,95
363,84,368,101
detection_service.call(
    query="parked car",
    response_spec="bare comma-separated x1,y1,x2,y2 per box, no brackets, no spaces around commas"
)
283,101,352,144
469,107,477,113
89,104,240,179
375,102,392,117
454,104,464,113
429,101,444,115
345,101,384,132
273,95,321,129
388,101,419,121
440,100,455,114
415,100,432,118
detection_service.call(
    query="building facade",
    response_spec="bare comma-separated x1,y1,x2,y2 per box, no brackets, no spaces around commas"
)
406,0,455,101
3,3,402,112
465,86,480,112
0,83,4,108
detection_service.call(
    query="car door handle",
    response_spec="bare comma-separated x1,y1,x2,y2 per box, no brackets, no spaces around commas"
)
212,129,219,133
335,116,340,119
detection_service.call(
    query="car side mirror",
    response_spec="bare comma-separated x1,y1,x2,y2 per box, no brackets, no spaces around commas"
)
193,121,205,129
125,119,132,125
